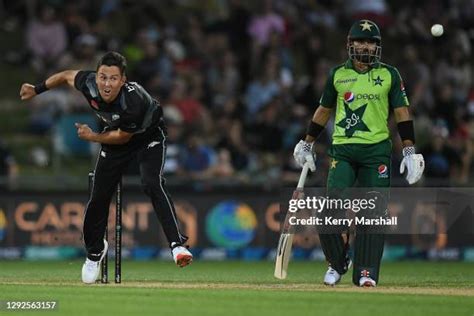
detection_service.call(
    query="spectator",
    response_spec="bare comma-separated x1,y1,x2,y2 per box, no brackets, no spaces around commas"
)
247,0,285,47
63,3,90,46
247,0,285,75
133,40,174,95
180,134,217,180
296,59,330,112
215,111,249,171
244,61,280,122
226,0,252,83
26,5,67,75
248,99,283,153
207,49,241,108
434,48,472,104
422,122,461,180
166,78,211,131
58,34,102,70
433,84,460,133
398,45,433,113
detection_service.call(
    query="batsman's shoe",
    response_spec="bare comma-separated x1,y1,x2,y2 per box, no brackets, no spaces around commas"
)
324,259,352,286
82,240,108,284
324,267,341,286
359,276,376,287
171,244,193,268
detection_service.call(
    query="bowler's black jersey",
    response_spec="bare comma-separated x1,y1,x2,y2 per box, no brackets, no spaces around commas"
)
74,71,165,151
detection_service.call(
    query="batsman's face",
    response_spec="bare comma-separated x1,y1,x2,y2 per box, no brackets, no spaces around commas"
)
353,39,376,55
96,65,125,103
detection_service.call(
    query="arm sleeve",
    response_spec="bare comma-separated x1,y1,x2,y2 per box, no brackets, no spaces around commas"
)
388,67,410,108
119,87,147,133
319,68,337,108
119,107,144,133
74,70,94,91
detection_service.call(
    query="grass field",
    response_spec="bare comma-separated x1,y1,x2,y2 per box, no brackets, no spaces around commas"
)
0,260,473,316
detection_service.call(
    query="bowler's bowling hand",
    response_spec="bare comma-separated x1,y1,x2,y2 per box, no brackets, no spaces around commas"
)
75,123,95,141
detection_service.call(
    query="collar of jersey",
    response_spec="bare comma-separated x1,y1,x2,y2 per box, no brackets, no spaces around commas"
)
345,59,380,73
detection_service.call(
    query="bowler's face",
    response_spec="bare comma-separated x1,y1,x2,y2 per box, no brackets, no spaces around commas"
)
96,65,125,103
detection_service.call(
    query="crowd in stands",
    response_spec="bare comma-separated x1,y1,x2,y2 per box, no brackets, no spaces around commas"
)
2,0,474,186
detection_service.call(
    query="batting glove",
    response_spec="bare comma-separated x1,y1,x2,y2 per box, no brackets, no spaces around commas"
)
293,140,316,171
399,146,425,185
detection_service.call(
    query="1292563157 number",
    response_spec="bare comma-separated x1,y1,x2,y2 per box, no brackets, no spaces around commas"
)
1,301,58,310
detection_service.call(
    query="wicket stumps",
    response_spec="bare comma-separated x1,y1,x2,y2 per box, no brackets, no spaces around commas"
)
88,172,122,284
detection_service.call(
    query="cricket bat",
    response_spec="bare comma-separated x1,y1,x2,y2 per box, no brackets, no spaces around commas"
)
274,162,310,279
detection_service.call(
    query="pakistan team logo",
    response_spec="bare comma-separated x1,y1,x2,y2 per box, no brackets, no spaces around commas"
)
337,91,370,137
373,75,384,86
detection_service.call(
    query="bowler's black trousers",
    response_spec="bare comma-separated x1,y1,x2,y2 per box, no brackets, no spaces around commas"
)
83,129,186,260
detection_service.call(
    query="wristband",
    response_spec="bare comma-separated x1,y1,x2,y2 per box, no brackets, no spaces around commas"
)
397,120,415,143
306,121,325,139
34,81,49,95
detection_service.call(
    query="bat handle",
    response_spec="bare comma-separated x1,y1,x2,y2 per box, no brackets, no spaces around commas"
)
297,163,310,189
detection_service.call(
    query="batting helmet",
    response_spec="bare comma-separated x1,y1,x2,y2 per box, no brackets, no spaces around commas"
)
347,19,382,65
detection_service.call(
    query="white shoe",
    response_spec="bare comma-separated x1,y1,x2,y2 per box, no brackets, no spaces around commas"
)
324,267,341,286
172,245,193,268
82,240,108,284
323,258,351,286
359,276,376,287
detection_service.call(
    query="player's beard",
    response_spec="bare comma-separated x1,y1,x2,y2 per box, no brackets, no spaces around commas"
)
349,44,381,65
355,48,373,64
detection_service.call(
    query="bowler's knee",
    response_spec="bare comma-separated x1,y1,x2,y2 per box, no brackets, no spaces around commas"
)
141,174,165,195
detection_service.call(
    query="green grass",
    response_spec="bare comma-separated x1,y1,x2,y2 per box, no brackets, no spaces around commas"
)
0,261,473,316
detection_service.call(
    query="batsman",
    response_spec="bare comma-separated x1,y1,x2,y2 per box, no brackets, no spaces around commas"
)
293,20,425,287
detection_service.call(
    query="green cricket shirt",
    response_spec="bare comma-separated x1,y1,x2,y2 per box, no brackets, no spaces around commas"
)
320,60,409,145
